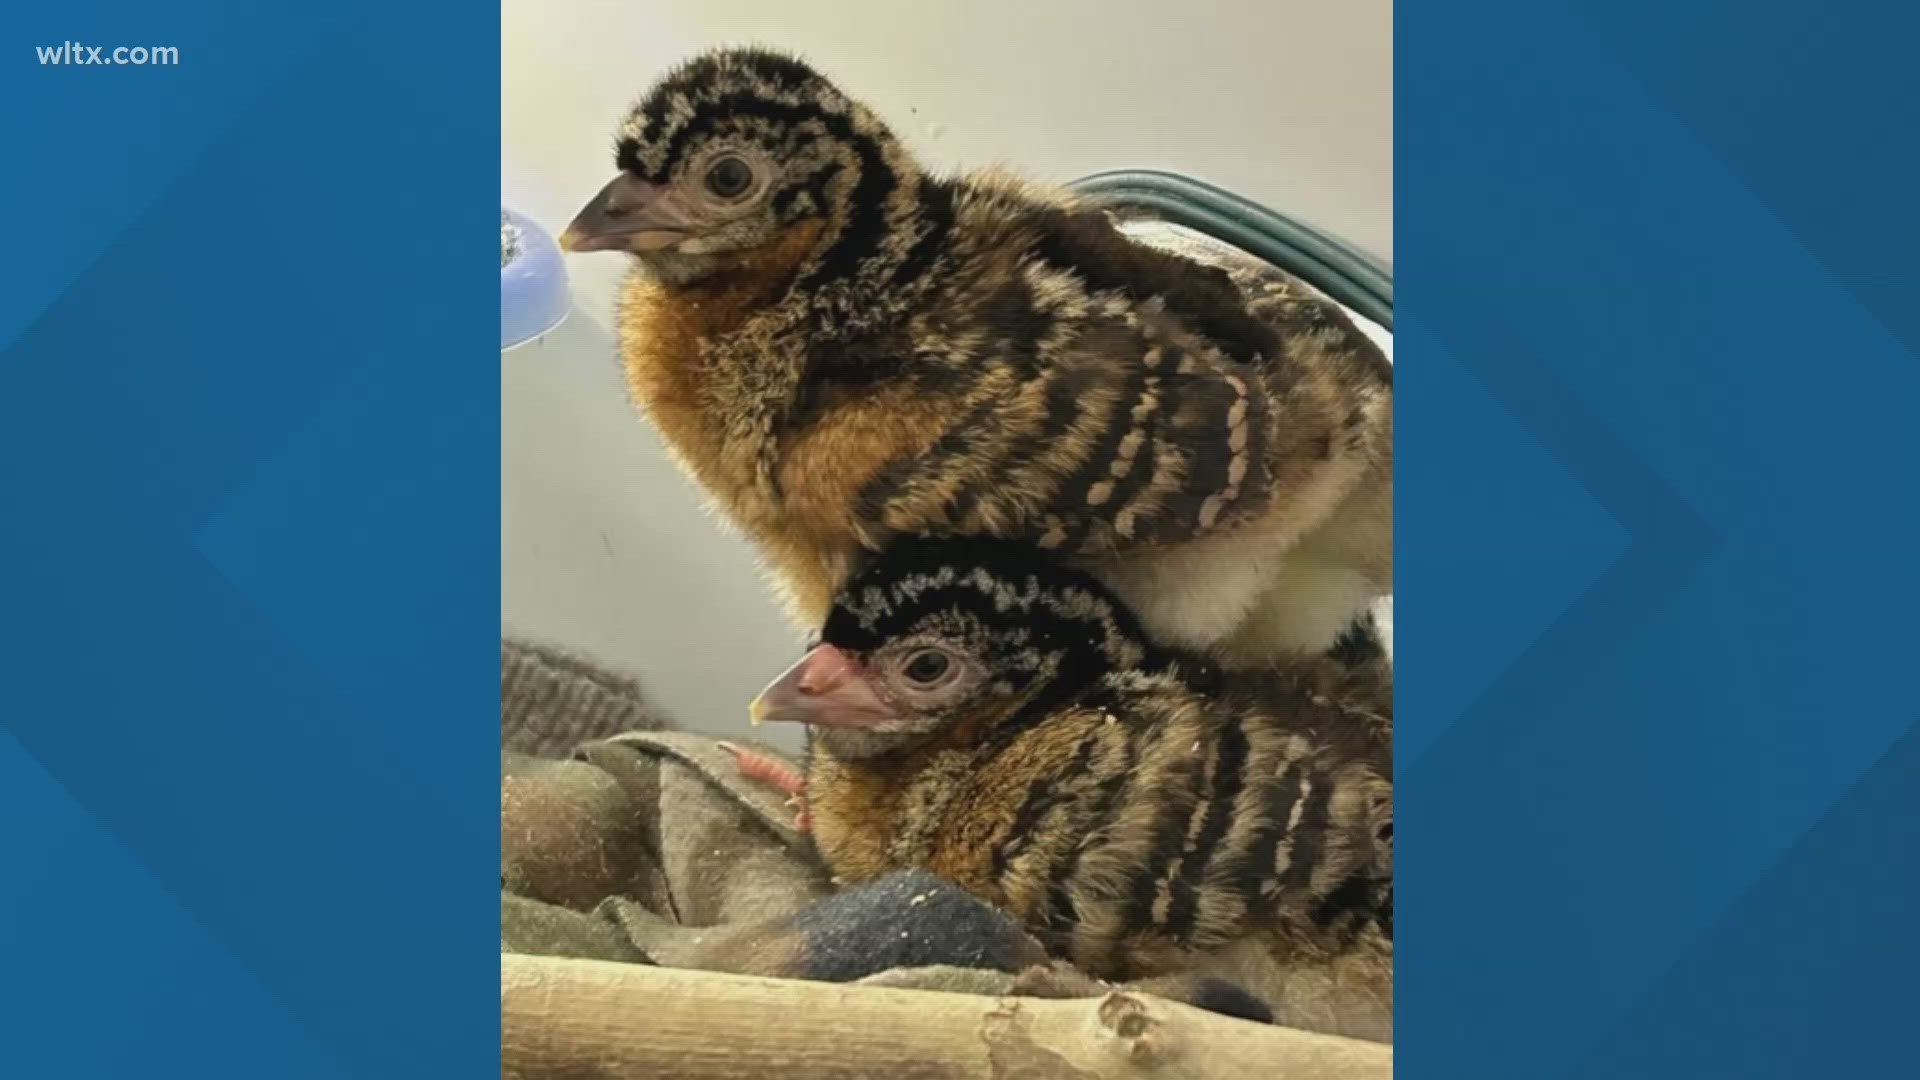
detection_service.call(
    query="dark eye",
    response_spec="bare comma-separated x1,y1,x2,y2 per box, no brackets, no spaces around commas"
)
704,155,754,199
901,648,952,686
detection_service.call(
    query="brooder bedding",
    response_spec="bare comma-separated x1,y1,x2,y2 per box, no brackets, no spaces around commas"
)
499,637,1393,1078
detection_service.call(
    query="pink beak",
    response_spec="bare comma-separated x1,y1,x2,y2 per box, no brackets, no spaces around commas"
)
749,644,898,730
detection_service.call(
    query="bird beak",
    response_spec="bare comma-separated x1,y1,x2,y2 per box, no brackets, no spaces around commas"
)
749,645,899,730
559,174,698,253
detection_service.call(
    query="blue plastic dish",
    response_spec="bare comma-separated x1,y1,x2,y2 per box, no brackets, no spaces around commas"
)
501,208,570,350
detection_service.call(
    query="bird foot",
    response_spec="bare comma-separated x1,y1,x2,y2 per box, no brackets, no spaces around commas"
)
716,742,812,833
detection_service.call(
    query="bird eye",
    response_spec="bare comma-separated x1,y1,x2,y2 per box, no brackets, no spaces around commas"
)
900,648,953,687
704,155,754,199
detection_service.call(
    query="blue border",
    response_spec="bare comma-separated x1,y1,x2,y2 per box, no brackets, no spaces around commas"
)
2,4,498,1075
7,3,1918,1075
1400,2,1920,1076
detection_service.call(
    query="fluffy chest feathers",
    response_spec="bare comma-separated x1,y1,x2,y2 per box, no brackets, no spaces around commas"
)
805,707,1103,898
617,219,825,522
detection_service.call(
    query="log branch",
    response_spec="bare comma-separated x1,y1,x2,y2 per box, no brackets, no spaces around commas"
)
502,954,1392,1079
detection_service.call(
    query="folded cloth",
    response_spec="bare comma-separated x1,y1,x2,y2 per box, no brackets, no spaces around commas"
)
501,639,676,757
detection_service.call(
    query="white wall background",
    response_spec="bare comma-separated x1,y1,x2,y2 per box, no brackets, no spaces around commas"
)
502,0,1392,747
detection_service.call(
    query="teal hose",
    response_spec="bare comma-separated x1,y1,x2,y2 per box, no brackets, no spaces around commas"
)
1069,170,1392,331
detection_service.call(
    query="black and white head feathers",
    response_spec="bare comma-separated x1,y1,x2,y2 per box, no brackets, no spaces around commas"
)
769,537,1175,760
600,47,951,302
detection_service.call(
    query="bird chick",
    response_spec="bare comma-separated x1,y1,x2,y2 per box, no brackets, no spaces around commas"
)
563,46,1392,661
749,536,1393,1040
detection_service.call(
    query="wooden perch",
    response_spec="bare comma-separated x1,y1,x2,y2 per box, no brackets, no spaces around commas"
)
502,954,1393,1079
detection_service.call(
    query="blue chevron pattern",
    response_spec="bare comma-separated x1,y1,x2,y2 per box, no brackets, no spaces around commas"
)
1402,1,1920,1076
1,3,496,1076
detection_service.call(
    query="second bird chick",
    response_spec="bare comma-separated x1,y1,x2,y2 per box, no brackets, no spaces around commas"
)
749,536,1393,1040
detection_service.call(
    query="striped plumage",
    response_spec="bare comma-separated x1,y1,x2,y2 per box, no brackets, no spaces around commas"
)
565,47,1393,660
751,537,1393,1040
